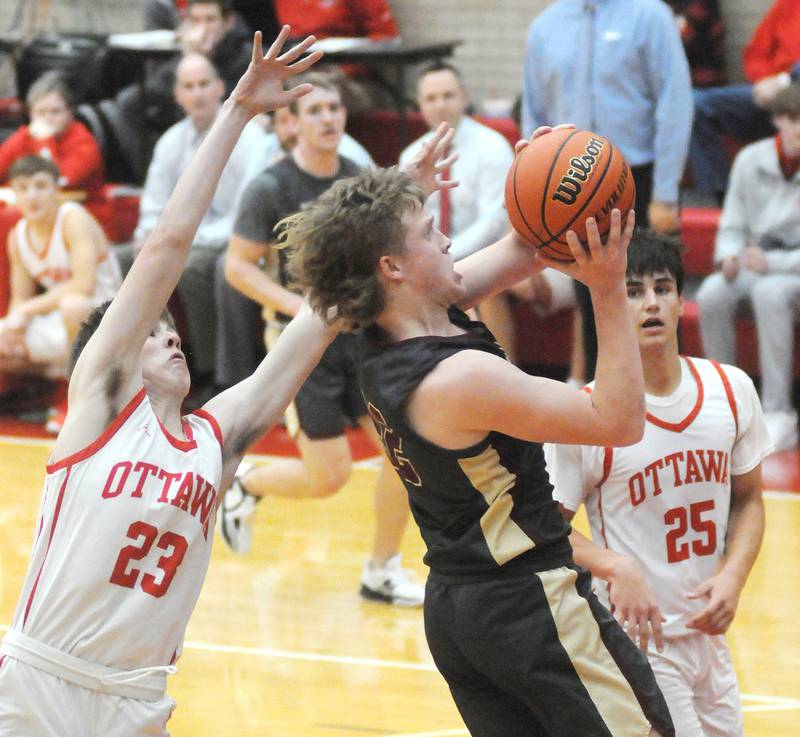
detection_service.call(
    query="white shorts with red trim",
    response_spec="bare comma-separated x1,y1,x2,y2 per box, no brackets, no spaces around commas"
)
648,633,743,737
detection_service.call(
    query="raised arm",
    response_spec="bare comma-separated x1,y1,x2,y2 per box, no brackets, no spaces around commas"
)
68,28,322,412
408,209,644,450
203,304,337,486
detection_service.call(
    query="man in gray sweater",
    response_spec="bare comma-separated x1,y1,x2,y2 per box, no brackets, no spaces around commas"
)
697,83,800,452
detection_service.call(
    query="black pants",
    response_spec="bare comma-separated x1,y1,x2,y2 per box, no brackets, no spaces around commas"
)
576,163,653,381
425,565,674,737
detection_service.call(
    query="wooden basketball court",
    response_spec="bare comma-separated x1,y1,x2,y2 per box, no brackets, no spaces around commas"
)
1,438,798,736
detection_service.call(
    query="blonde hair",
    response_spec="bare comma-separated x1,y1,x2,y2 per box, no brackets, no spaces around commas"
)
280,167,425,330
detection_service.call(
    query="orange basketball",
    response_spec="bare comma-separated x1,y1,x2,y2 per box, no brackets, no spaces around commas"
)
504,128,636,261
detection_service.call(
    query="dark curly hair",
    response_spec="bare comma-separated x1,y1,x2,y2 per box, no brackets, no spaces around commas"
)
280,167,425,330
626,228,685,294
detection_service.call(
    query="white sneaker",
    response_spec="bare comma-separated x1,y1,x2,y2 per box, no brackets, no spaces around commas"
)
764,411,799,453
217,461,259,554
360,554,425,607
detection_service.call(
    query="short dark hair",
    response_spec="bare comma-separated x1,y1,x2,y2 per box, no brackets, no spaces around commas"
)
8,155,60,182
626,229,685,294
417,61,464,86
282,167,425,330
188,0,234,16
765,81,800,117
68,301,178,377
26,70,74,110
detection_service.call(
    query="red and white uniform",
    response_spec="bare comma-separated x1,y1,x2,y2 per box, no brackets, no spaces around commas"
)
9,201,121,365
0,389,223,736
14,202,120,299
546,356,772,737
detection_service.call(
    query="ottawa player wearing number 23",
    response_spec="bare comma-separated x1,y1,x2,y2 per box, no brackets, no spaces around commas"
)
0,28,330,737
545,231,771,737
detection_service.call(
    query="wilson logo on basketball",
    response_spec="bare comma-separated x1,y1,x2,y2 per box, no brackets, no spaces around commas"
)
551,137,605,206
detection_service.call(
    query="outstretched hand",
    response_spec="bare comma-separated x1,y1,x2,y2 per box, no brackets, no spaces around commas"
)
230,27,324,117
402,122,459,197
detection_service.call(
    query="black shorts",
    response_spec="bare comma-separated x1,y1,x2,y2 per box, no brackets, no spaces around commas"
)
293,333,366,440
424,566,674,737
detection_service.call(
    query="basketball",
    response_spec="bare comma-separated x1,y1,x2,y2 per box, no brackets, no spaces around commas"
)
504,128,636,261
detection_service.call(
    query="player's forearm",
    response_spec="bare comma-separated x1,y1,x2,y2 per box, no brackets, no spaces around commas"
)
720,490,765,590
456,231,542,309
226,254,303,316
16,280,92,318
569,527,622,578
589,283,645,446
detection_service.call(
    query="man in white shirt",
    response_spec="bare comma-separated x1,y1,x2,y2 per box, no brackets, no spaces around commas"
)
399,63,513,262
545,231,770,737
135,52,270,396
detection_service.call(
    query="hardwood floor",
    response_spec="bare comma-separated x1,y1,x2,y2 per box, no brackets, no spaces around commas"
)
1,440,798,736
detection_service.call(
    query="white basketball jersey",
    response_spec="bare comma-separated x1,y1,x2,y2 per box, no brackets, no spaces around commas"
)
547,357,771,638
9,389,223,670
14,202,121,301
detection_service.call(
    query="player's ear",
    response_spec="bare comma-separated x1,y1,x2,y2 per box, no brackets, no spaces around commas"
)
378,254,403,283
678,292,685,317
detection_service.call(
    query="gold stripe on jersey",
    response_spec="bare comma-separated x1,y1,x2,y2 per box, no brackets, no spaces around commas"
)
538,568,651,737
458,446,535,565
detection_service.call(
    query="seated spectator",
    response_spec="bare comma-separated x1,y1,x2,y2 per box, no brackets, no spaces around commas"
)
0,72,103,201
399,63,515,354
696,82,800,452
0,156,120,382
135,53,270,399
275,0,400,112
689,0,800,200
399,63,512,261
263,102,375,168
106,0,254,184
665,0,726,87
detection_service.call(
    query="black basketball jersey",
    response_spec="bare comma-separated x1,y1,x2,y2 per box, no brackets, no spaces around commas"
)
357,308,572,582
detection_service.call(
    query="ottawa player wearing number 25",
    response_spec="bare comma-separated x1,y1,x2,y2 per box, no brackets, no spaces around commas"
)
0,28,328,737
545,231,771,737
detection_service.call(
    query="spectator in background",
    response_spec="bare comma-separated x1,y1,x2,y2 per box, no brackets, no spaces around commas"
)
214,85,375,394
0,156,120,386
135,53,270,400
0,72,103,202
106,0,254,184
275,0,400,112
262,103,375,168
220,71,424,607
522,0,693,383
399,63,518,355
665,0,726,88
275,0,398,41
696,83,800,453
689,0,800,201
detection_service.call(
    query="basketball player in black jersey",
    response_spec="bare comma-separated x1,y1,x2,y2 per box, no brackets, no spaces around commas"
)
278,128,675,737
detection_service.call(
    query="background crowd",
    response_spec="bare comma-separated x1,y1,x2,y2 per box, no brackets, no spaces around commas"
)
0,0,797,456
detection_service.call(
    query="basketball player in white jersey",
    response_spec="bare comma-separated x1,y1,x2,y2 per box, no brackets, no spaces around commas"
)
0,28,329,737
545,231,771,737
0,155,121,375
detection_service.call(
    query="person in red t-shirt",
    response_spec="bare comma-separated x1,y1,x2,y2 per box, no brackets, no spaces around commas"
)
688,0,800,200
275,0,399,111
0,72,104,202
274,0,397,41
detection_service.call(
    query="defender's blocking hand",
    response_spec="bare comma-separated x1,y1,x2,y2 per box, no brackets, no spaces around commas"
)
230,27,324,117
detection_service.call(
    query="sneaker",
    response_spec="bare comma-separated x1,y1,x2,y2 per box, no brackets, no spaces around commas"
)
360,554,424,607
217,461,259,554
764,411,799,453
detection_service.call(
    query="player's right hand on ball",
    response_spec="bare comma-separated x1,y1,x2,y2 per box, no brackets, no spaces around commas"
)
535,208,636,288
